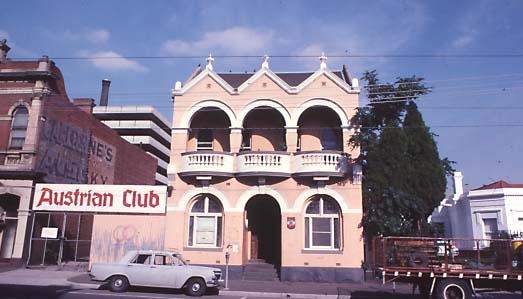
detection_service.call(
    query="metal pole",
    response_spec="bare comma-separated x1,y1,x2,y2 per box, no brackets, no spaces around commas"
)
42,213,50,265
58,213,66,266
26,211,36,265
225,251,230,290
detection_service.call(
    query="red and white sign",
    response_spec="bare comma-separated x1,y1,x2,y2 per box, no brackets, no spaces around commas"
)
33,184,167,214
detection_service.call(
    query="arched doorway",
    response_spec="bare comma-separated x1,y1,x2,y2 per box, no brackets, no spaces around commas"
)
245,195,281,268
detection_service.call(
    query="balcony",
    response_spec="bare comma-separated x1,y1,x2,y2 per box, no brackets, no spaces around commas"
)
236,151,291,177
179,151,234,177
293,151,349,177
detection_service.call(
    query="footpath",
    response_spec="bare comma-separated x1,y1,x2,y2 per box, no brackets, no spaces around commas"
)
0,266,414,298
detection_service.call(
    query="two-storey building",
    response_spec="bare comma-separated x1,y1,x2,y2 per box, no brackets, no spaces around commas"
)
0,40,156,266
166,54,363,282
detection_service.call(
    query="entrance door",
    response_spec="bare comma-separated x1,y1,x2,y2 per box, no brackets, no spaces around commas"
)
250,234,258,259
29,212,93,265
245,195,281,267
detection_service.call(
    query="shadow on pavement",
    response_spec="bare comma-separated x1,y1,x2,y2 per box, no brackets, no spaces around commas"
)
66,273,97,285
0,284,83,299
349,291,421,299
96,283,219,296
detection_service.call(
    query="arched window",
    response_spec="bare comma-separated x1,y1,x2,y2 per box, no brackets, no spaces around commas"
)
304,196,341,249
9,106,29,149
188,195,223,247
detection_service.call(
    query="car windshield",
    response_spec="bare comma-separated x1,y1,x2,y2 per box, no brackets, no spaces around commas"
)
174,253,187,265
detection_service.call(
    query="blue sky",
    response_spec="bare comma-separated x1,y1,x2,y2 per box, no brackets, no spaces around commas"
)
2,0,522,190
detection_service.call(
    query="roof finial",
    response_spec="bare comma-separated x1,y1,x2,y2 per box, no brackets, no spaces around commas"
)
319,52,327,69
206,53,214,71
262,54,269,69
0,39,11,62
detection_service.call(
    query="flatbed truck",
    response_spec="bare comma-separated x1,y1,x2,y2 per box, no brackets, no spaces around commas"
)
373,236,523,299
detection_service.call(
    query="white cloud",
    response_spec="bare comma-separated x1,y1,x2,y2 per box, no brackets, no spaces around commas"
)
452,31,477,48
289,1,428,72
161,27,273,55
0,29,9,40
65,29,110,44
78,50,148,73
85,29,110,44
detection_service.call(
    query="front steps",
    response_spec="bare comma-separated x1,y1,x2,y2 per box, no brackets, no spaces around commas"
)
242,259,279,281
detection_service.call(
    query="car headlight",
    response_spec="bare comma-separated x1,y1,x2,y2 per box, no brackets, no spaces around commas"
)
213,270,222,280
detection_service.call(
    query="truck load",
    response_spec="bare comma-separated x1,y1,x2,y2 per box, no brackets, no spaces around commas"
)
372,236,523,299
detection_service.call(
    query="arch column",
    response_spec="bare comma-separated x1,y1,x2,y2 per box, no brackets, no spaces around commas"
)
342,126,359,157
285,126,298,152
24,96,43,160
230,127,243,153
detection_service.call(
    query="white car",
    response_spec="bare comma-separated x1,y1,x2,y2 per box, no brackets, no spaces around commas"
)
89,250,223,296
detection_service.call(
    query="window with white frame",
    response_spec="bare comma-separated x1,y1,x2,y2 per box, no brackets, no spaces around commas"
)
304,196,341,249
188,195,223,247
483,218,498,239
9,106,29,149
196,129,213,151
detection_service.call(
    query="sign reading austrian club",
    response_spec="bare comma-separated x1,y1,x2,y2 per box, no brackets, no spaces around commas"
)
33,184,167,214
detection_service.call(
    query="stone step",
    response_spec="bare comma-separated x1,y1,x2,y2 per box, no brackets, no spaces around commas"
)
243,273,278,278
244,262,276,269
242,273,279,281
242,276,280,282
242,260,279,281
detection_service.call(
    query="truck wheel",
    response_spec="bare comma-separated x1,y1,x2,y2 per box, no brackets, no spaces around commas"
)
434,279,472,299
185,278,206,297
109,275,129,292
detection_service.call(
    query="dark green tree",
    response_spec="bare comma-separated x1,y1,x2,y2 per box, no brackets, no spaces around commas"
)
352,70,453,238
403,102,447,233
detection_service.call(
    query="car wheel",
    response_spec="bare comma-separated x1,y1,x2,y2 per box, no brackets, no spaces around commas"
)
185,278,206,297
109,275,129,292
434,279,472,299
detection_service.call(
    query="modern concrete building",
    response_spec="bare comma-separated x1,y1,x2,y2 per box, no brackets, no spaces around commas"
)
0,40,156,265
164,54,364,282
93,101,171,185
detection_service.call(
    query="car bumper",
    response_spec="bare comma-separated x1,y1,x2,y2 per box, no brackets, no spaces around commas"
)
207,279,224,288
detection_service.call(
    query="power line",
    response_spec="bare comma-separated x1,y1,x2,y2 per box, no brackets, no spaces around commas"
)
10,53,523,61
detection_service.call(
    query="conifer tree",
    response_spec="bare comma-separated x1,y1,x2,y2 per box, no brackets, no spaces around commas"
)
352,70,453,238
403,102,446,232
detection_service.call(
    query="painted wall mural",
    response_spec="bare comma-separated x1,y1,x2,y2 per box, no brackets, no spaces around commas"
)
36,118,117,184
88,136,116,184
89,215,165,264
37,119,90,183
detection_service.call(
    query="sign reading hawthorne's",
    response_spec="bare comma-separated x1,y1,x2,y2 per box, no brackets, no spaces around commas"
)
33,184,167,214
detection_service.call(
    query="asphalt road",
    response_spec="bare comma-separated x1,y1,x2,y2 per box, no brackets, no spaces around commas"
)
0,284,521,299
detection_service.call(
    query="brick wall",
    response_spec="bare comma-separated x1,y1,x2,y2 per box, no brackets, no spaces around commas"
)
36,95,156,185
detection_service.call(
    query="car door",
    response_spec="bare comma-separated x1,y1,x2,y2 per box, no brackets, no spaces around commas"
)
125,253,155,286
151,254,177,288
171,254,189,288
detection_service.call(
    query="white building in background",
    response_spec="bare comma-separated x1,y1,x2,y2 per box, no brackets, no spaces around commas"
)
431,172,523,241
93,105,171,185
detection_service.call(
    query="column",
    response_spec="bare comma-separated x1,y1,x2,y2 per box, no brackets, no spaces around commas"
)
285,126,298,153
230,128,243,153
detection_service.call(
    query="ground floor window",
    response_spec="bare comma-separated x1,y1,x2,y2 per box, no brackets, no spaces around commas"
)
304,196,341,249
188,195,223,247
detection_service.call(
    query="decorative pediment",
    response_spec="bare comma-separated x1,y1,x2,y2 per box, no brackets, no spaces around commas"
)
172,53,359,96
